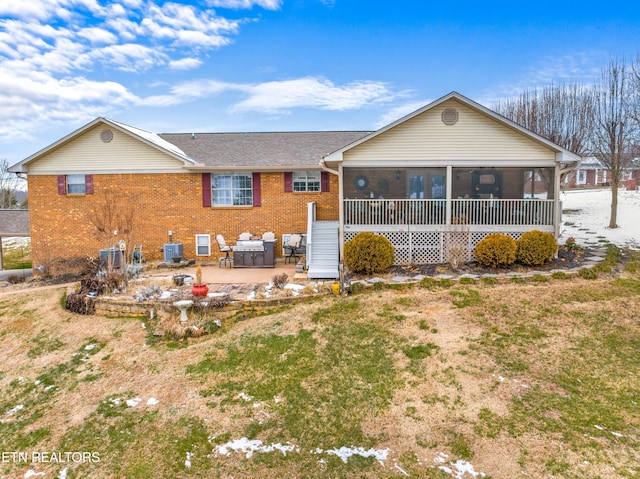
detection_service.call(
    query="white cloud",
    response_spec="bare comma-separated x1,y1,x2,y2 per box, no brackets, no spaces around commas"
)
141,77,397,112
77,27,118,45
0,66,138,141
93,44,168,73
169,57,203,70
230,77,395,113
206,0,282,10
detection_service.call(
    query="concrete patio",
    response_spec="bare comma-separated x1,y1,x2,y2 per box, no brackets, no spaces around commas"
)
149,261,298,285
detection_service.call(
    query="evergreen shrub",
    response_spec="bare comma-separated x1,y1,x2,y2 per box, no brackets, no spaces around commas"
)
344,232,395,274
473,233,517,268
516,230,557,266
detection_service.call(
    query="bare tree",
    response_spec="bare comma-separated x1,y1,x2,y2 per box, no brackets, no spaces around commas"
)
86,191,138,284
591,59,638,228
0,159,22,209
494,82,595,156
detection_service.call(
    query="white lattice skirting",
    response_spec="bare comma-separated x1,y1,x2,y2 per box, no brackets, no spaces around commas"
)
344,229,526,265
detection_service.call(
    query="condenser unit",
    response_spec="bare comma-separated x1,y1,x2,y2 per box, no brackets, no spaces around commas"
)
163,243,184,262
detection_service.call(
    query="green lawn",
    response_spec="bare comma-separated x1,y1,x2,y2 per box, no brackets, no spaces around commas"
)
0,256,639,478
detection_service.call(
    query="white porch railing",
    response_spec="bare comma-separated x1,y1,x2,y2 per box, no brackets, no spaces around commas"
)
344,198,554,226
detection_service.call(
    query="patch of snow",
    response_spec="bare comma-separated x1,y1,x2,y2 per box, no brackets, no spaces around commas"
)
84,344,96,351
6,404,24,415
57,468,68,479
160,291,173,299
284,283,305,291
246,291,256,300
561,189,640,249
321,446,389,464
126,397,141,408
394,462,410,476
434,453,486,479
213,438,298,458
146,397,159,406
237,392,253,402
185,452,193,469
611,431,624,438
24,471,45,478
141,322,146,329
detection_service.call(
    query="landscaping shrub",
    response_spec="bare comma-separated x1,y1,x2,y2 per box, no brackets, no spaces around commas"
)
516,230,557,266
473,234,517,268
344,232,395,274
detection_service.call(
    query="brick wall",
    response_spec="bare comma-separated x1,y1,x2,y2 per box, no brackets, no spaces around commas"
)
28,172,339,267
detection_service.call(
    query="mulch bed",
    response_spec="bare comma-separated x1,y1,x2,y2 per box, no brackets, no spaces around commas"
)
373,246,590,279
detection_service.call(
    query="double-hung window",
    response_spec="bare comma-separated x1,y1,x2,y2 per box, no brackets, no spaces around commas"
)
293,171,321,192
212,173,253,206
195,234,211,256
58,174,93,195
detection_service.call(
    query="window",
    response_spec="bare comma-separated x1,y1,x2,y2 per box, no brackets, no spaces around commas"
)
577,170,586,184
195,234,210,256
293,171,321,192
212,173,253,206
58,174,93,195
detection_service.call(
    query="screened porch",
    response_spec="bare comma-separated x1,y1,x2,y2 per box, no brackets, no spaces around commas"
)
341,166,559,264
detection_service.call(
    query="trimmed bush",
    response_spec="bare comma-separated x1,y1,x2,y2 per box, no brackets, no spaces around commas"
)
344,232,395,274
516,230,557,266
473,233,517,268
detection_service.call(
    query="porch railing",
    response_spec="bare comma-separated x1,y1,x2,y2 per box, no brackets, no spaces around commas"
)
344,198,554,226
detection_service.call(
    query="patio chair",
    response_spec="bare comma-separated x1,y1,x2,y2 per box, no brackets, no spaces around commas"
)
216,234,234,268
284,233,303,264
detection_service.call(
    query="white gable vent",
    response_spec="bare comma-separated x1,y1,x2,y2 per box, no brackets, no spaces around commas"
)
441,108,459,125
100,129,113,143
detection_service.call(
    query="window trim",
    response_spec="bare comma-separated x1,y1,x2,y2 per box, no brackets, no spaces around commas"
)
292,170,321,192
211,172,254,207
195,234,211,256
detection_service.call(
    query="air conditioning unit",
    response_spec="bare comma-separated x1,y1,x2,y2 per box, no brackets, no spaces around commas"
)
163,243,184,262
99,247,122,268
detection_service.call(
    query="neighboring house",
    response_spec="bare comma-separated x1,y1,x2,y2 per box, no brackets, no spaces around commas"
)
563,157,611,188
0,209,30,270
562,157,640,190
9,92,580,278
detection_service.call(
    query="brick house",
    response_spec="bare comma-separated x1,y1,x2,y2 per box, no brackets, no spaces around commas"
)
9,118,368,273
10,92,581,278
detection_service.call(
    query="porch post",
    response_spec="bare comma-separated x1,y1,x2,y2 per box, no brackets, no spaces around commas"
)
446,165,452,225
554,156,562,238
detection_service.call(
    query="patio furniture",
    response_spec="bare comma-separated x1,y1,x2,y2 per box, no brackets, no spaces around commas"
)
284,233,303,264
239,232,252,241
216,234,234,268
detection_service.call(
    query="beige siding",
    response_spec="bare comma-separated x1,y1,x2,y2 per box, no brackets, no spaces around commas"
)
28,124,186,174
344,99,556,165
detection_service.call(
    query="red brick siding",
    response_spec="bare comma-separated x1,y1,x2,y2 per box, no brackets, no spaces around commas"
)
28,172,339,264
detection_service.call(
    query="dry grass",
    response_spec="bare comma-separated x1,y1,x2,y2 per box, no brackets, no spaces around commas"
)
0,271,639,478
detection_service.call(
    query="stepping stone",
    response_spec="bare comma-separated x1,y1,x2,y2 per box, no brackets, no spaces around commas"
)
390,276,410,283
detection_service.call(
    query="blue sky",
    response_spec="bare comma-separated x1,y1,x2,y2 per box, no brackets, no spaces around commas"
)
1,0,639,165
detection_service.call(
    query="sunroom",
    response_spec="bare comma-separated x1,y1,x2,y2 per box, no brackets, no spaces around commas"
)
320,92,581,266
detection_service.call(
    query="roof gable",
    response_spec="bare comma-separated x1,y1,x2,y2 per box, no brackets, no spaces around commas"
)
324,92,582,166
9,118,195,174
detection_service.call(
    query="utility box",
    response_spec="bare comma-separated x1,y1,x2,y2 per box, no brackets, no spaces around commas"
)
163,243,184,262
99,248,122,268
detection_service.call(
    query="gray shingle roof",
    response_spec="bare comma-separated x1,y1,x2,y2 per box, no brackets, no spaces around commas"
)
159,131,371,169
0,209,30,236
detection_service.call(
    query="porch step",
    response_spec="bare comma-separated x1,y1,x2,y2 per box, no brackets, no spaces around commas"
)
307,220,339,279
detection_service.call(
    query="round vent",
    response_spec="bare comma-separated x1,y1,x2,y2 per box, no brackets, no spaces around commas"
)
100,129,113,143
441,108,459,125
